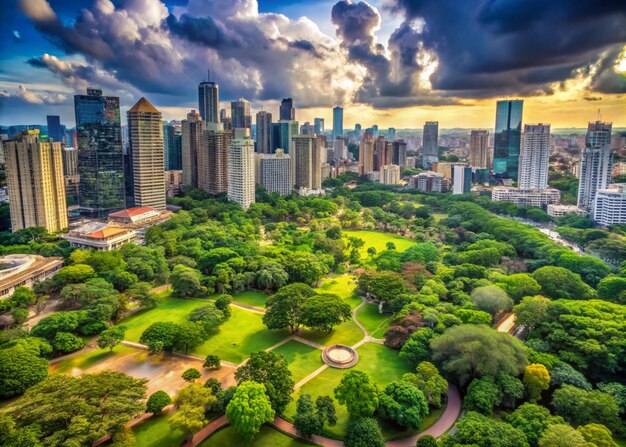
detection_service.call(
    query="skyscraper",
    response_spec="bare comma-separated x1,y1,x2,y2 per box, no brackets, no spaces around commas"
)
333,106,343,140
519,124,550,190
62,147,80,207
163,122,182,170
181,110,203,188
198,75,219,123
74,88,125,215
228,128,255,209
392,140,407,166
314,118,324,135
469,130,490,169
4,132,67,232
46,115,64,143
422,121,439,168
201,122,231,194
577,121,613,210
359,137,374,175
231,98,251,129
258,149,292,196
255,111,272,154
453,165,472,194
493,99,524,181
292,135,321,191
127,97,166,210
280,98,295,121
271,120,299,153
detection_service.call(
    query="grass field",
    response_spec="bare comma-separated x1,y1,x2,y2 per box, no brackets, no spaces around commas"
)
343,230,414,257
298,318,364,347
232,290,269,308
199,425,316,446
432,213,449,222
315,275,360,308
355,303,392,338
50,344,137,374
131,413,186,447
271,340,324,383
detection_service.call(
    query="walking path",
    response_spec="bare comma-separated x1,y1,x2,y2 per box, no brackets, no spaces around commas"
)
497,314,516,333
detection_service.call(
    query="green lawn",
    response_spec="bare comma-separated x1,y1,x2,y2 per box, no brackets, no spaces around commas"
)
50,344,136,374
271,340,324,383
298,318,364,347
132,413,186,447
199,425,317,446
355,303,392,338
232,290,268,308
343,230,414,257
315,275,361,309
433,213,448,222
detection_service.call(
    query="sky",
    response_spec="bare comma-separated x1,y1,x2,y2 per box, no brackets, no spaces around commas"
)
0,0,625,129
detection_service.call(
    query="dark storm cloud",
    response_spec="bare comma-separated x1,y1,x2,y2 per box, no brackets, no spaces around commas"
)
386,0,626,96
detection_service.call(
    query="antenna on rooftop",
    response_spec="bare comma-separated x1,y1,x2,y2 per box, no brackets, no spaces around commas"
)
597,108,602,122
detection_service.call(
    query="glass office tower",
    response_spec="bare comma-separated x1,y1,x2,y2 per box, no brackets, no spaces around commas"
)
332,106,343,141
493,99,523,181
74,88,125,215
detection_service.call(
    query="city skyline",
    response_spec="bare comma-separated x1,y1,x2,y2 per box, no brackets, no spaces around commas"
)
0,0,624,128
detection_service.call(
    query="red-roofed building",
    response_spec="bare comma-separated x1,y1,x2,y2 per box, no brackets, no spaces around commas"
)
63,223,136,251
108,206,162,224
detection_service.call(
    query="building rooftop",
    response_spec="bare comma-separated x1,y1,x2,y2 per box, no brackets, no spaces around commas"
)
109,206,159,219
128,97,159,114
86,226,129,239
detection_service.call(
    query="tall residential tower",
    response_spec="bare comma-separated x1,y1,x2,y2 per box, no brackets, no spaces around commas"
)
518,124,550,190
577,121,613,210
198,74,219,123
332,106,343,141
228,128,255,209
422,121,439,168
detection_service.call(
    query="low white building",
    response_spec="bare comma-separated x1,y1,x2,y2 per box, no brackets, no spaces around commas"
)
547,204,588,218
491,187,560,208
593,185,626,226
63,222,136,251
0,254,63,299
380,164,401,185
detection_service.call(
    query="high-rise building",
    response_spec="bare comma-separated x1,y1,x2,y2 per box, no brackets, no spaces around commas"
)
293,135,321,191
271,120,299,153
334,137,347,160
422,121,439,168
163,122,182,170
412,171,448,192
74,88,125,215
388,128,396,141
62,146,78,176
593,185,626,226
332,106,343,140
198,75,219,123
493,99,524,181
392,140,407,166
577,121,613,210
231,98,251,129
314,118,324,135
300,122,315,135
228,128,255,209
219,108,232,130
201,122,231,194
453,165,472,194
46,115,64,143
127,97,166,210
469,130,489,169
380,164,400,185
62,147,80,207
4,132,67,232
359,137,374,175
280,98,295,121
181,110,203,188
258,149,292,196
519,124,550,190
255,111,272,154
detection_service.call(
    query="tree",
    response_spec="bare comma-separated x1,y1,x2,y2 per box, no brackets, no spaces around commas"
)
523,364,550,402
402,361,448,408
226,381,275,442
334,370,379,417
513,295,549,330
0,345,48,397
430,325,528,386
400,329,436,365
146,390,172,414
263,283,315,333
174,322,206,354
378,381,429,429
597,276,626,303
7,371,146,446
531,266,595,300
139,322,180,354
11,308,29,326
577,424,619,447
169,404,206,441
284,252,329,285
294,394,322,438
597,382,626,415
299,293,351,333
539,424,586,447
344,417,385,447
55,264,96,285
234,351,294,413
170,264,204,297
10,287,36,307
31,311,80,340
188,304,226,333
493,273,541,302
506,403,564,447
356,270,406,302
181,368,201,382
451,411,529,447
97,326,126,351
125,282,158,308
464,376,500,415
175,382,216,411
550,363,591,390
416,435,438,447
471,285,513,317
214,294,232,319
552,385,621,431
203,354,221,369
52,331,85,353
316,395,337,427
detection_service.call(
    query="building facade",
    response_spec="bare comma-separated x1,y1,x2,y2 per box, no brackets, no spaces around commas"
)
359,137,374,175
453,165,472,194
593,185,626,226
519,123,550,190
314,118,324,135
332,106,343,140
380,164,401,185
577,121,613,210
231,98,252,129
4,133,68,232
293,135,321,191
493,99,524,181
422,121,439,168
46,115,64,143
228,129,255,209
491,187,560,207
256,111,272,154
547,204,588,218
271,120,299,154
469,129,489,168
279,98,295,121
181,110,203,188
201,122,231,194
163,122,182,171
198,79,219,123
258,149,292,196
412,172,448,192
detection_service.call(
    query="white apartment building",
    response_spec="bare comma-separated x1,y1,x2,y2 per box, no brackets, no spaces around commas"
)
380,164,401,185
547,204,588,218
519,123,550,190
577,121,613,210
228,129,255,209
593,184,626,226
491,187,560,207
257,149,292,196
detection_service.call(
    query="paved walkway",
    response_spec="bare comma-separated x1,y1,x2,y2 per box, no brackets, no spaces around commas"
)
496,314,516,333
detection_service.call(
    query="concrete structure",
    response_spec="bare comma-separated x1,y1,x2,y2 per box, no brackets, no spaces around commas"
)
432,162,455,180
380,164,401,185
4,132,67,232
165,170,183,197
279,98,295,121
228,129,255,209
200,122,231,194
181,110,203,188
392,140,408,166
547,204,588,218
577,121,613,210
198,77,219,123
406,156,418,169
422,121,439,168
593,185,626,226
0,254,63,299
271,120,299,154
163,122,182,170
493,99,523,181
332,106,343,140
255,111,272,154
453,165,472,194
231,98,251,129
314,118,324,135
63,222,136,251
491,187,560,207
612,162,626,177
519,123,550,190
127,97,166,210
257,149,292,196
293,135,322,191
469,130,489,168
359,138,374,175
412,172,448,192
